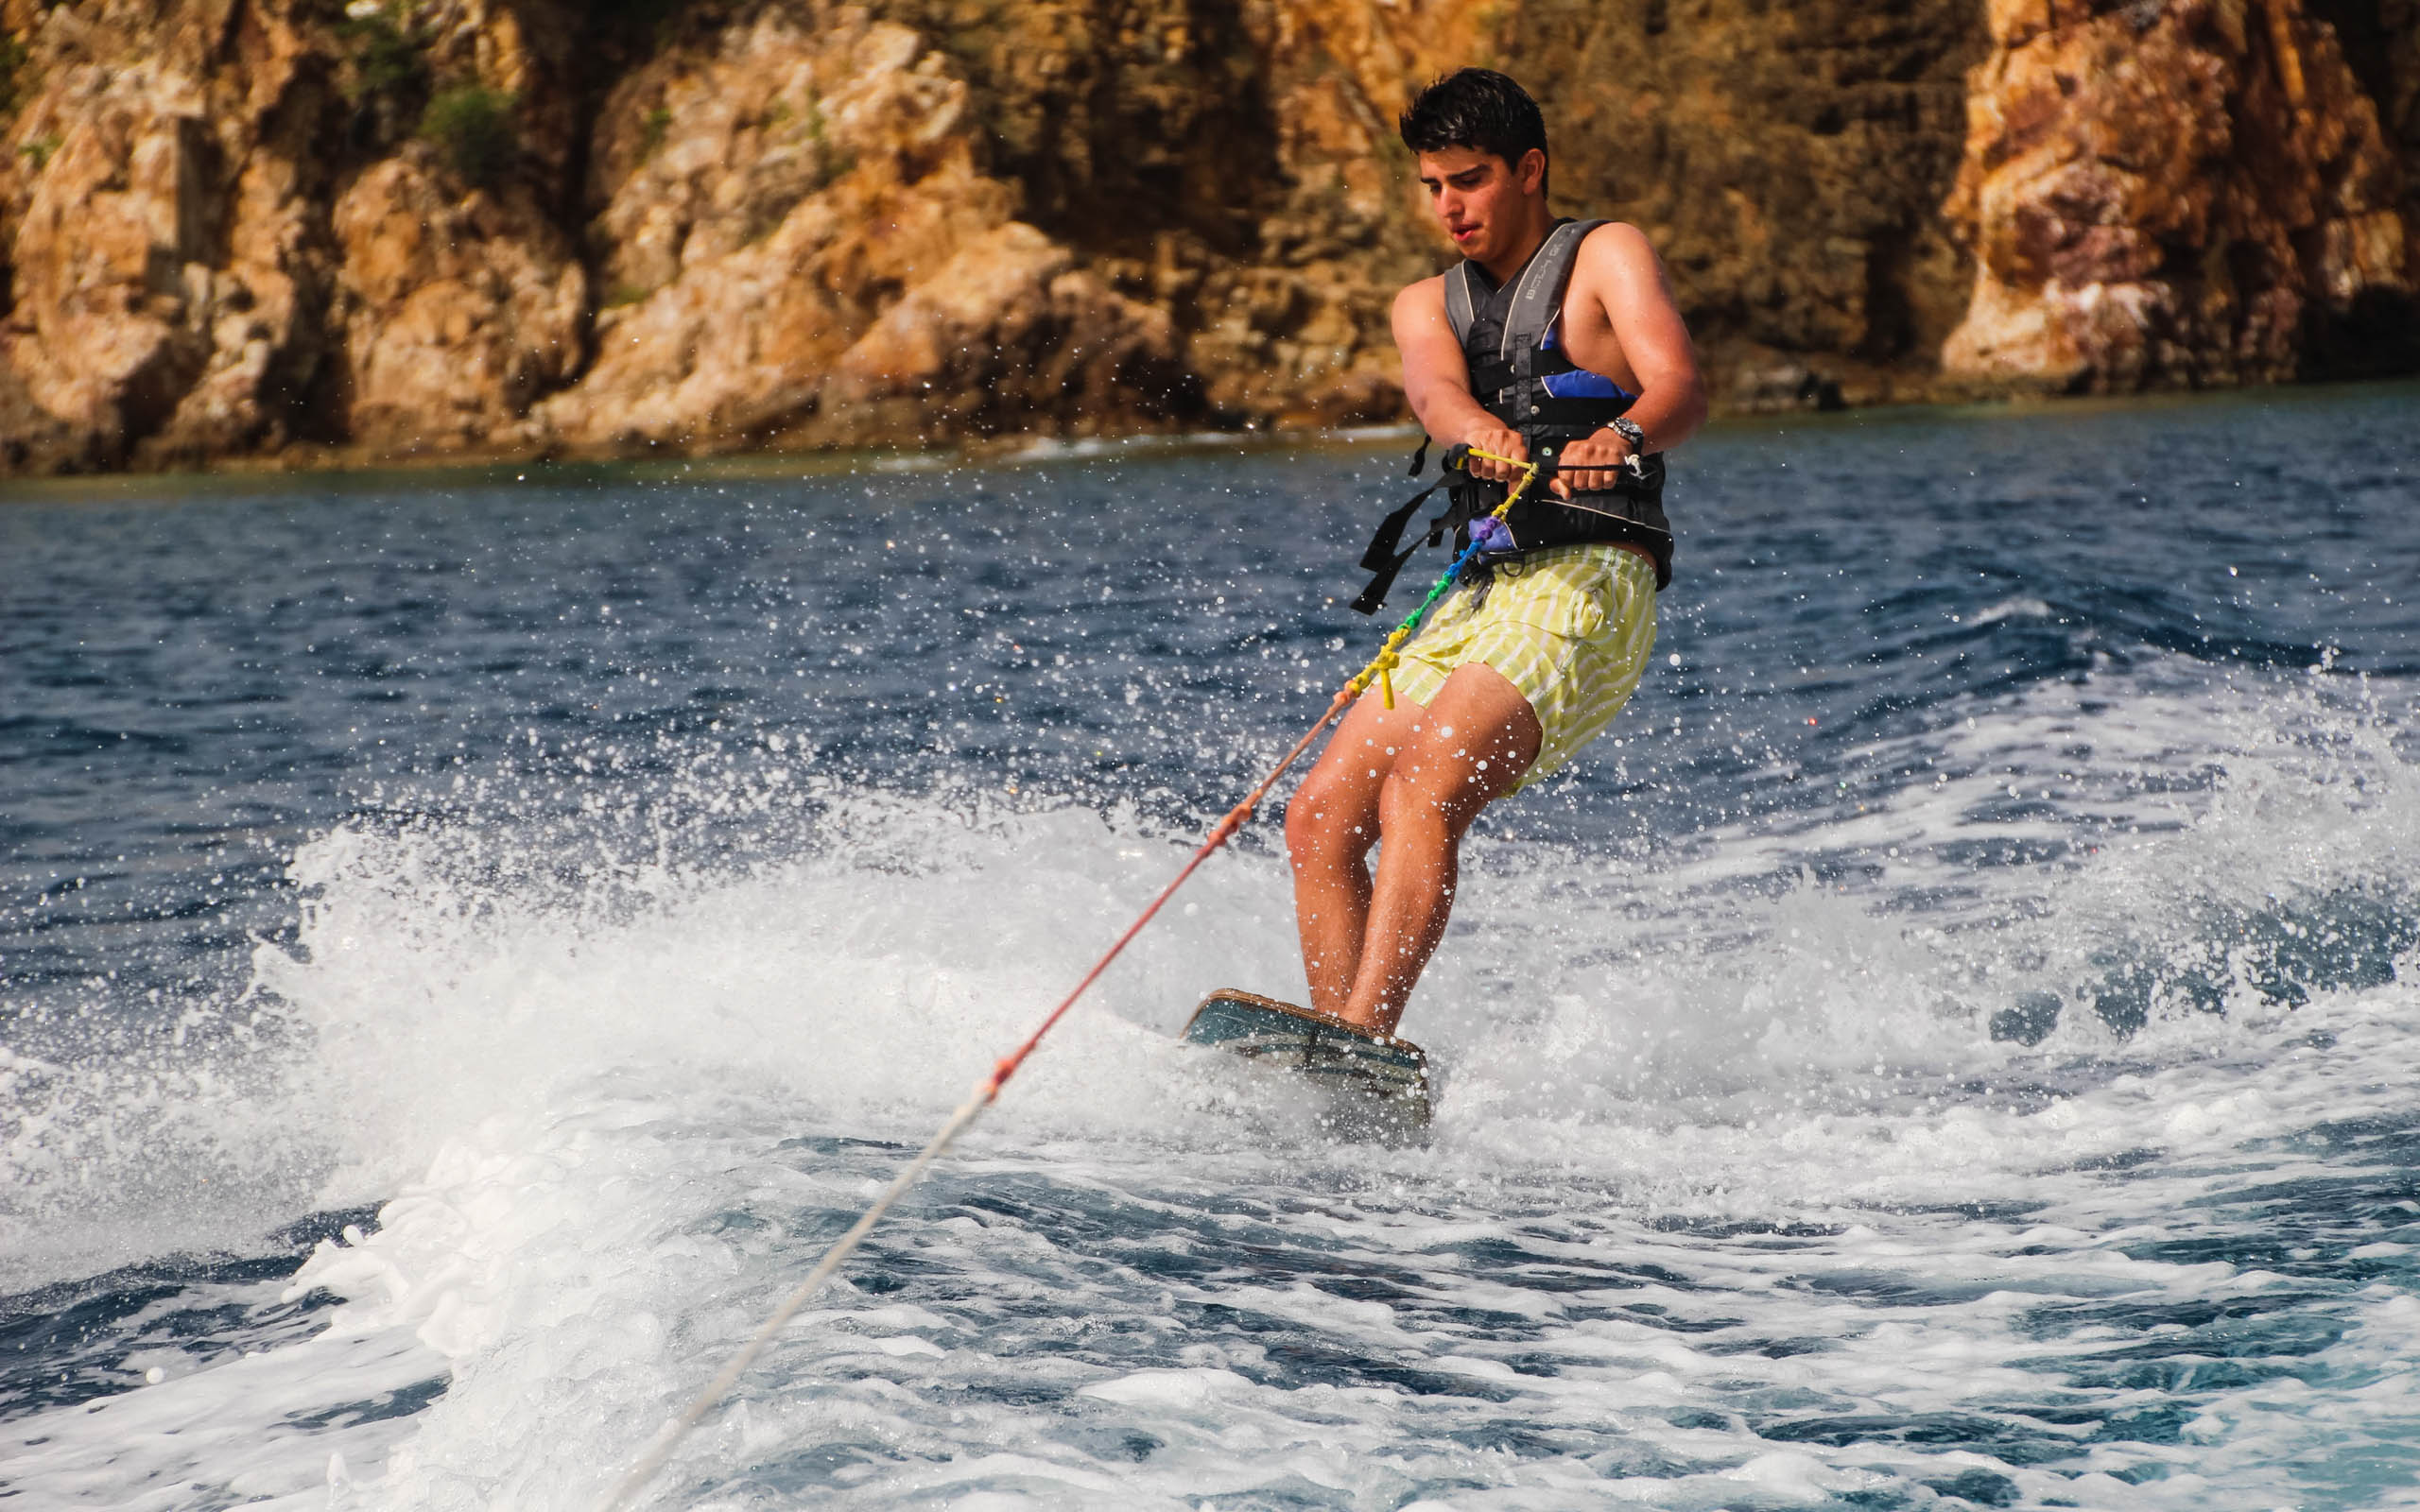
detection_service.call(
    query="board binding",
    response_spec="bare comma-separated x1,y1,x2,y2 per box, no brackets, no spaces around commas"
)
1180,988,1432,1140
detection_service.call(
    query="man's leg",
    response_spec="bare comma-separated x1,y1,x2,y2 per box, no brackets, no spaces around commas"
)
1285,692,1430,1019
1340,662,1542,1034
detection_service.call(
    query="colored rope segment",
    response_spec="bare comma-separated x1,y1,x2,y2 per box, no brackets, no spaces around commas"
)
597,443,1540,1512
1348,447,1540,709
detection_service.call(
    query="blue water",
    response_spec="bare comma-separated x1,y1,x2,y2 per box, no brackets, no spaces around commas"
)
3,385,2417,1508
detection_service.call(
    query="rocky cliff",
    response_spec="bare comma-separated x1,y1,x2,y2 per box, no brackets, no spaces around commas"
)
1945,0,2415,388
0,0,2412,474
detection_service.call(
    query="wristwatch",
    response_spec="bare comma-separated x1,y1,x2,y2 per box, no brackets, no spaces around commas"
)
1608,417,1647,454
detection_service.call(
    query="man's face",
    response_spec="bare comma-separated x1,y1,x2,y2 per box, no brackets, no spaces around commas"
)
1415,146,1544,262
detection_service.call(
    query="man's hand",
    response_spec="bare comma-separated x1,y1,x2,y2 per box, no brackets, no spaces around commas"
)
1460,419,1530,483
1550,426,1634,498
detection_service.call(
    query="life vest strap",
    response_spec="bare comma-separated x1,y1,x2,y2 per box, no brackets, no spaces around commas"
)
1353,476,1452,615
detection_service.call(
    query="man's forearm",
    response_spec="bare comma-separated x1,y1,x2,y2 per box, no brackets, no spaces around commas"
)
1408,376,1501,448
1614,378,1707,455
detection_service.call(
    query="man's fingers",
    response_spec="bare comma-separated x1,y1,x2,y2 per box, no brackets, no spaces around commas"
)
1533,456,1599,493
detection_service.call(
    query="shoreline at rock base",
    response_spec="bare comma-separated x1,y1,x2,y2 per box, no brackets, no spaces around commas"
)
9,376,2412,499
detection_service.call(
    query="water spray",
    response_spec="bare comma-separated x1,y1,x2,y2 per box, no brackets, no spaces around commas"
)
596,444,1540,1509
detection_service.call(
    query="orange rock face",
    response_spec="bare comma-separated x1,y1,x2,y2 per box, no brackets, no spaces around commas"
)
0,1,337,467
0,0,2412,473
538,11,1184,451
7,63,215,446
0,0,594,466
1944,0,2414,389
333,154,585,452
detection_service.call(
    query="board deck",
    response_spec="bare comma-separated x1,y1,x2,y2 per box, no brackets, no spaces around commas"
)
1180,988,1432,1141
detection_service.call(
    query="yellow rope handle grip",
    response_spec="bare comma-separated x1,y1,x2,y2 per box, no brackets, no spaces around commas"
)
1463,446,1542,523
1343,446,1542,709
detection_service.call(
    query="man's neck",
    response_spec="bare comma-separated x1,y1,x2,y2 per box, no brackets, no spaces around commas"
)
1477,205,1556,284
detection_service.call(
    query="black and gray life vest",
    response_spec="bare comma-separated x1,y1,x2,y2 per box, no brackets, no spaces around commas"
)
1356,218,1673,613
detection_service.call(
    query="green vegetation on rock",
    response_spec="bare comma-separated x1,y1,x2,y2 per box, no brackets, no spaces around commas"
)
0,31,29,121
341,9,426,103
638,105,673,160
422,84,518,187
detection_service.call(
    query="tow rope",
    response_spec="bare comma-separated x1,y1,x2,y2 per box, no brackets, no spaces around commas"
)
597,443,1542,1511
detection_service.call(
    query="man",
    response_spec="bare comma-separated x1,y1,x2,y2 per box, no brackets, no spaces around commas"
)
1283,68,1707,1038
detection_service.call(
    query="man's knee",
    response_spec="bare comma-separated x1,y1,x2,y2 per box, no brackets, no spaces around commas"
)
1376,765,1457,841
1286,765,1375,868
1383,740,1506,837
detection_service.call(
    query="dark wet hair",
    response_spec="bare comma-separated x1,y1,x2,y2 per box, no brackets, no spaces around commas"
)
1398,69,1549,193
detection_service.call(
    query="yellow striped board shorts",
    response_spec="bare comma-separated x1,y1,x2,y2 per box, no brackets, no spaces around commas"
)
1387,542,1658,791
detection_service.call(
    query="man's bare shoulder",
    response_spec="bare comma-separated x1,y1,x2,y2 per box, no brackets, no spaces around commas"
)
1574,220,1660,266
1392,271,1449,320
1572,221,1681,320
1392,273,1454,352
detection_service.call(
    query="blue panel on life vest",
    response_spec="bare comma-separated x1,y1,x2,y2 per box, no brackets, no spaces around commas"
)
1535,328,1636,401
1540,368,1635,401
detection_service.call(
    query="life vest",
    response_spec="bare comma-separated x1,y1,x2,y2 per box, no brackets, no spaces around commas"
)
1355,218,1674,613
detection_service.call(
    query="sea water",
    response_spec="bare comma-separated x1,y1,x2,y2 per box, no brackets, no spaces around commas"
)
3,386,2416,1509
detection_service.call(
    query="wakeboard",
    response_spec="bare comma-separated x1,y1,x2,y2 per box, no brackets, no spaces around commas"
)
1179,988,1432,1142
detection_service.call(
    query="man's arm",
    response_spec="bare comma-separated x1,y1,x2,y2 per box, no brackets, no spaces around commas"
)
1392,277,1530,485
1554,224,1707,498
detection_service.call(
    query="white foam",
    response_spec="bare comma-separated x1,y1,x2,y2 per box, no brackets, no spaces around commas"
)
5,659,2415,1507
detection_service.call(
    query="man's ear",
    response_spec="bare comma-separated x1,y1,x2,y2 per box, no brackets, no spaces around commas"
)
1516,147,1547,196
